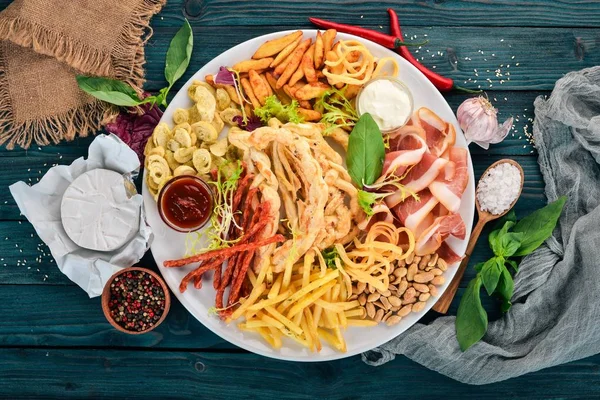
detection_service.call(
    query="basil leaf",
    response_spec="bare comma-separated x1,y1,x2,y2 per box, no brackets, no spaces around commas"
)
347,113,385,187
489,221,513,253
164,19,193,87
76,75,142,107
456,275,488,351
499,232,524,257
512,196,567,256
474,262,485,272
480,258,503,295
489,221,523,258
495,267,514,312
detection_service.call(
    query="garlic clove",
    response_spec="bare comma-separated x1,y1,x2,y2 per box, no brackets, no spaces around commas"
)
456,96,511,149
488,117,514,144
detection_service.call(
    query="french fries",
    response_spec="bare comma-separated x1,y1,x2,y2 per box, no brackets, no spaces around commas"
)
221,29,366,127
271,34,303,67
231,265,364,353
295,82,330,100
298,108,322,121
248,69,270,105
265,72,292,104
253,30,303,59
276,38,312,88
302,44,318,83
240,77,261,109
288,65,305,87
322,29,337,54
233,58,274,73
314,31,324,69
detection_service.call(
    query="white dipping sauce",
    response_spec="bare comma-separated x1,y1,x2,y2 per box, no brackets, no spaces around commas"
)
357,79,412,131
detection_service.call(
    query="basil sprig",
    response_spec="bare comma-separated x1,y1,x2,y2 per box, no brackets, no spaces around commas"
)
346,113,386,216
76,19,193,108
347,113,385,187
456,196,567,351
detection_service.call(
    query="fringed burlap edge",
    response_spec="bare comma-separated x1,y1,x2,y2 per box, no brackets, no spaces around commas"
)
0,0,166,149
110,0,167,90
0,49,113,149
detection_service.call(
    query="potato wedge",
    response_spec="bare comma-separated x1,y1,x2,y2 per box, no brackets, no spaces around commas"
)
302,44,318,83
241,77,261,109
265,72,292,105
222,84,241,105
253,30,303,59
276,38,312,89
298,108,322,121
298,100,312,109
260,74,274,97
295,82,331,100
244,103,254,119
205,74,216,88
271,35,303,69
322,29,337,53
288,65,305,87
314,31,325,69
282,84,296,99
233,58,274,74
249,69,270,105
342,84,361,100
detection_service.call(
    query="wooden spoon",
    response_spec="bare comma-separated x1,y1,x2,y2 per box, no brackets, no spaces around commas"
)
432,159,524,314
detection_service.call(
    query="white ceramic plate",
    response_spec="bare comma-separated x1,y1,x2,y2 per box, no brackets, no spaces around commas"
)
143,30,475,362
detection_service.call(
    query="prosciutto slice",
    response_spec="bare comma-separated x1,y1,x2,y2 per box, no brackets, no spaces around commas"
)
437,241,463,265
429,147,469,213
390,189,438,233
401,153,448,193
413,108,456,157
380,133,427,178
415,214,466,256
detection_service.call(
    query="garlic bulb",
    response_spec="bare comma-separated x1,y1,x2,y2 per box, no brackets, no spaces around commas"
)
457,96,513,149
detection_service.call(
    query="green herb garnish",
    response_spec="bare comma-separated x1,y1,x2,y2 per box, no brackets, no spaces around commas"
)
314,86,359,134
77,19,193,108
456,196,567,351
322,247,340,270
347,113,385,188
254,95,304,124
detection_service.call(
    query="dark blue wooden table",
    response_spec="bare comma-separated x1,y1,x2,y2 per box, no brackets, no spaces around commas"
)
2,1,600,398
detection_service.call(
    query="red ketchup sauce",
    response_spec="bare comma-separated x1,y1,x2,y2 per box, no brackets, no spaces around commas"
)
158,176,213,232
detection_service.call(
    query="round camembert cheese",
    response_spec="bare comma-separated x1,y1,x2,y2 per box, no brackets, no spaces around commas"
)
60,169,140,252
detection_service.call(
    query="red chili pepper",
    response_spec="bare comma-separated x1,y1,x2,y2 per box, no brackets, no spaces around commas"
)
309,17,427,49
387,8,480,94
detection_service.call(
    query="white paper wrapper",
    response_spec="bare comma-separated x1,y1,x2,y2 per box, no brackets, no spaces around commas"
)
9,134,153,297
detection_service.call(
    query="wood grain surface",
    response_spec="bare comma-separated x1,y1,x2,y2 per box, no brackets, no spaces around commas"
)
1,0,598,397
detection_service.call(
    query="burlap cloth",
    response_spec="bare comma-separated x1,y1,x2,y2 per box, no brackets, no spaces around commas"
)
0,0,166,149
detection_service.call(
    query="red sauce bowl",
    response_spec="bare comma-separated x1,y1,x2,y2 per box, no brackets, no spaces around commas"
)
157,175,214,232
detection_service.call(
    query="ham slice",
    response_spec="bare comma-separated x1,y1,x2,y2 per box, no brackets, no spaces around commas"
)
415,214,466,256
429,147,469,213
401,153,448,193
380,133,427,178
437,242,463,265
390,189,438,234
414,108,456,157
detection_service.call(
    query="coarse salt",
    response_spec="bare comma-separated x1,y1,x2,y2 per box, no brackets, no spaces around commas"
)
476,163,521,215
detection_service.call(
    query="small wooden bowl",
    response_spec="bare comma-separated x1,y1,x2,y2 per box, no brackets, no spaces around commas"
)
101,267,171,335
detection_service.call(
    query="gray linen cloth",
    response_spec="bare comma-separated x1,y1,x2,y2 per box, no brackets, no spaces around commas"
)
362,66,600,385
